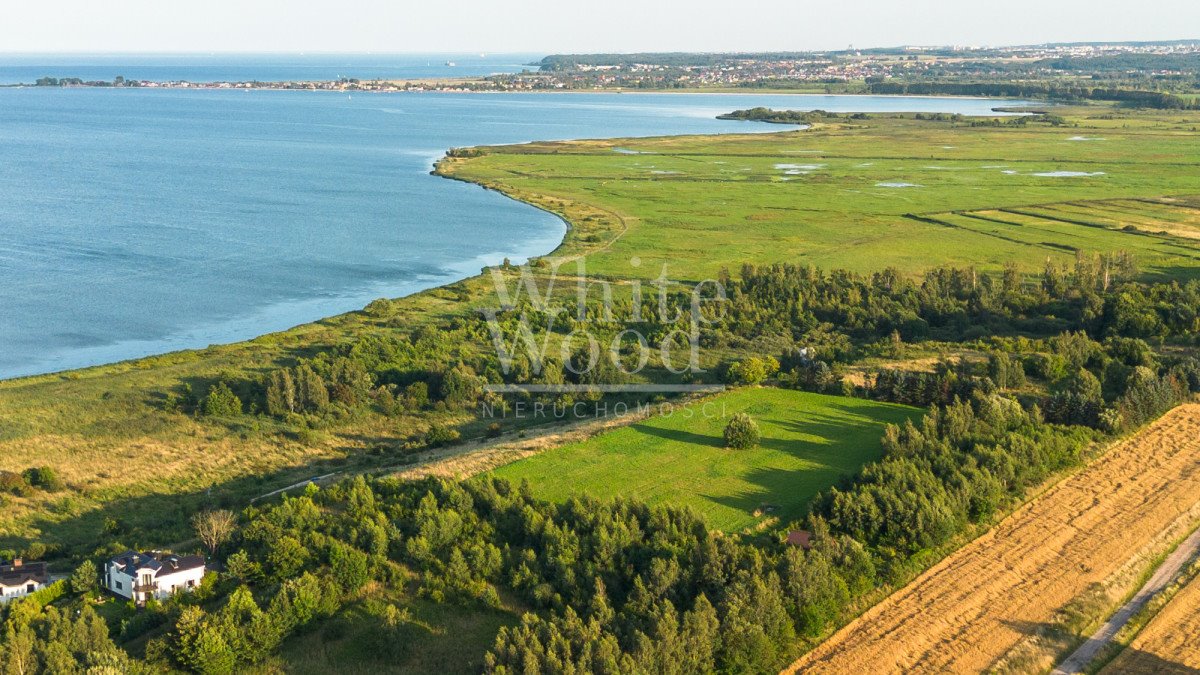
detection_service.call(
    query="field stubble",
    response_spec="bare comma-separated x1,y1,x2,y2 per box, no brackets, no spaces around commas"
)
786,404,1200,674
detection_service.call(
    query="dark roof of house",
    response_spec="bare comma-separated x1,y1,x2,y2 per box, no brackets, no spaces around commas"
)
785,529,814,550
0,560,50,587
109,551,205,576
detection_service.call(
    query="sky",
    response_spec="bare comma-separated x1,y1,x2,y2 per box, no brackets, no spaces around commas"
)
1,0,1197,54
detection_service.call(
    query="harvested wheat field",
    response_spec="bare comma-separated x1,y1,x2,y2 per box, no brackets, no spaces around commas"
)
786,404,1200,675
1099,573,1200,674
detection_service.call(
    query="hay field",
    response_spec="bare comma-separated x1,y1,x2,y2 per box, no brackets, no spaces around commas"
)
785,404,1200,674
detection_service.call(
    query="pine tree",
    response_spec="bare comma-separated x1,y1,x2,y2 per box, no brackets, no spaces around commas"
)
294,365,329,413
265,369,296,416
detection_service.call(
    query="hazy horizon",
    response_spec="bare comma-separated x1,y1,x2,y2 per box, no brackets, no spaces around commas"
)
2,37,1199,57
3,0,1199,54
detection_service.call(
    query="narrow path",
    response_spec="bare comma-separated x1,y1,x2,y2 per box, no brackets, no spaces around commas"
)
249,394,683,502
1052,524,1200,675
250,472,341,502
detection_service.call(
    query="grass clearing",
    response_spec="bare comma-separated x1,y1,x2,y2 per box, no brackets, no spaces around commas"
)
492,388,920,533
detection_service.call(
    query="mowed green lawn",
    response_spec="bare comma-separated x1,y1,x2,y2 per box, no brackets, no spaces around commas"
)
492,388,921,532
446,111,1200,281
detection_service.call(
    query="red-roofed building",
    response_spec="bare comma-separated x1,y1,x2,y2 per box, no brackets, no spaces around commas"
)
786,529,813,550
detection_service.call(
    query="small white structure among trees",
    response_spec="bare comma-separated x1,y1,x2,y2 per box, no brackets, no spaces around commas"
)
104,551,206,604
0,558,50,603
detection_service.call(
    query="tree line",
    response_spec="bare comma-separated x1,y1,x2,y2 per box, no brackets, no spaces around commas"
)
867,81,1200,109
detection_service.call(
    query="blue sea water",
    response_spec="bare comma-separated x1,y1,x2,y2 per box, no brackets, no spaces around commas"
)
0,53,540,84
0,84,1034,379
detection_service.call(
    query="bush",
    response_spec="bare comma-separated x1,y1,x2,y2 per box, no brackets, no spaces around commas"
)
1098,407,1124,434
403,381,430,410
0,470,30,495
329,543,371,592
724,413,761,449
22,466,64,492
440,365,483,407
726,357,780,385
21,579,67,609
424,425,461,447
201,382,243,417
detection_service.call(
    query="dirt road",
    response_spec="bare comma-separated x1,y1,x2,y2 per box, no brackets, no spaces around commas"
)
1099,570,1200,674
1053,525,1200,674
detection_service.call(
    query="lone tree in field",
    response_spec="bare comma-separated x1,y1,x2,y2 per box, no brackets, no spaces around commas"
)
193,509,237,555
724,413,761,449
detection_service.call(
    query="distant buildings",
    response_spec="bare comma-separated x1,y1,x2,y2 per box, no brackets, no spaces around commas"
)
0,558,51,603
104,551,206,604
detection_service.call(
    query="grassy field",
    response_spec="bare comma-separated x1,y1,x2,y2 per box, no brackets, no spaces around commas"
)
441,110,1200,281
492,388,920,532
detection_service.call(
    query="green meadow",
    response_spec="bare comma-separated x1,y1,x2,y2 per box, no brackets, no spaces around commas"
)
443,110,1200,281
492,388,921,532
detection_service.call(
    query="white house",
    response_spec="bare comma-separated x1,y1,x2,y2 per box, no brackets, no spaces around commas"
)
0,559,50,603
105,551,206,604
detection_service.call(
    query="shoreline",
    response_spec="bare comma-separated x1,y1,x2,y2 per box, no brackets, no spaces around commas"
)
0,94,1042,385
0,152,581,387
0,80,1048,103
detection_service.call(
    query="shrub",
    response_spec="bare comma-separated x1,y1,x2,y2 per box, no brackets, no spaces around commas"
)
424,425,461,447
329,542,371,592
22,542,47,560
440,365,483,408
724,413,761,449
22,466,64,492
201,382,243,417
0,470,29,495
726,357,780,385
1098,407,1124,434
363,298,395,318
403,381,430,410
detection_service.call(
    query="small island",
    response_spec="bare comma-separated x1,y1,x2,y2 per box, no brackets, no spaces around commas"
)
716,107,870,124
